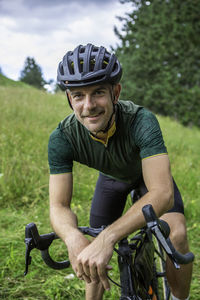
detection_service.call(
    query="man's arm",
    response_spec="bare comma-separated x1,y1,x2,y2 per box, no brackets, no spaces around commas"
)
105,154,174,240
49,173,76,241
76,154,174,290
49,173,91,281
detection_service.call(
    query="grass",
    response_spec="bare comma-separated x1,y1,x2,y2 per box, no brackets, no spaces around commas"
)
0,74,29,88
0,79,200,299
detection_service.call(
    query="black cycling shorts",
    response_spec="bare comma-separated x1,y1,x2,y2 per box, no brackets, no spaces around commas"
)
90,173,184,228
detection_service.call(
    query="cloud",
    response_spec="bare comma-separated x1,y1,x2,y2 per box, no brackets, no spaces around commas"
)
0,0,121,35
22,0,117,9
0,0,132,81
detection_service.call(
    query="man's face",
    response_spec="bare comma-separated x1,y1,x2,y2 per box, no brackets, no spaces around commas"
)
68,84,120,135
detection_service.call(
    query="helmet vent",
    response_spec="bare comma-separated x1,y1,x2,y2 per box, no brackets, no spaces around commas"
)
102,59,109,69
112,62,118,72
80,47,85,54
93,46,99,52
69,61,75,75
79,60,84,73
89,59,95,72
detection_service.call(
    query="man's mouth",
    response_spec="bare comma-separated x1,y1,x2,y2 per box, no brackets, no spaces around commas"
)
84,111,104,119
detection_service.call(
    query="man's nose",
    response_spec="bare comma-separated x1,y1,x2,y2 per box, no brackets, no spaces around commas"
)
84,94,96,110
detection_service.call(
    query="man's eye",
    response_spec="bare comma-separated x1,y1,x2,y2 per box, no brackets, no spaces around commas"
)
95,90,104,95
73,94,82,100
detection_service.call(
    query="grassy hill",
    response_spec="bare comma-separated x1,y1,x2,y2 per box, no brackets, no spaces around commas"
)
0,77,199,299
0,73,30,88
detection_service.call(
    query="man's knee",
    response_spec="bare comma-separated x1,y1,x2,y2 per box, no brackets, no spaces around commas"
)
170,223,189,253
161,212,189,253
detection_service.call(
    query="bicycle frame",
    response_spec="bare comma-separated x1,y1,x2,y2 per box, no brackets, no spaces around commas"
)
24,204,194,300
113,228,157,299
117,238,139,299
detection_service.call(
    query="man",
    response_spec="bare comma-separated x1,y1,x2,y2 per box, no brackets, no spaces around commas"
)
48,44,192,300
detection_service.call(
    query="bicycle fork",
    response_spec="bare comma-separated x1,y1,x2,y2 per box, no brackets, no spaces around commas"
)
117,239,142,300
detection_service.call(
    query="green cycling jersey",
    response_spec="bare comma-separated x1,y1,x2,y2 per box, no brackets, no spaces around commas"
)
48,101,167,185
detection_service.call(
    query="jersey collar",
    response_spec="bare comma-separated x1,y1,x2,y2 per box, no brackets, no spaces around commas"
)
90,121,116,147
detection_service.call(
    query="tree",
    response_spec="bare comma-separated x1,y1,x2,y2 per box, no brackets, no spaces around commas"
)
20,57,46,89
115,0,200,127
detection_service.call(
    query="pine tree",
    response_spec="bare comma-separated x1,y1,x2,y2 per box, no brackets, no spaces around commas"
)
20,57,46,89
115,0,200,127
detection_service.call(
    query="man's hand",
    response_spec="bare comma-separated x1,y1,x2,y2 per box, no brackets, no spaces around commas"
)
76,233,114,291
67,233,92,283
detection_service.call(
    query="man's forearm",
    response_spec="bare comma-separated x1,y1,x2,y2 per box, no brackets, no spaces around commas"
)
50,203,83,245
100,188,173,248
49,173,84,246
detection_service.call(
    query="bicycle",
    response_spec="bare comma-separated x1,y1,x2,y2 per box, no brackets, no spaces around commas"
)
24,204,194,300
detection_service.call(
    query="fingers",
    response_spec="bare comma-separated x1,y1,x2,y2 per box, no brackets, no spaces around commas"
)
78,273,91,283
77,264,111,290
76,261,111,289
76,264,91,283
83,263,91,278
106,265,112,270
75,240,113,290
97,266,110,291
90,265,99,284
77,262,98,284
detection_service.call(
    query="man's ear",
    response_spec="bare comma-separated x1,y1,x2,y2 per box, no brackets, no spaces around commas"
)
114,83,121,104
66,90,73,110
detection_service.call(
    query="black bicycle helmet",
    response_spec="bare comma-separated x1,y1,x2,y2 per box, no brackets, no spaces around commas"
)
57,43,122,90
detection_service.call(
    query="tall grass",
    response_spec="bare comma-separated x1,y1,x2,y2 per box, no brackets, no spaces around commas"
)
0,83,199,299
0,85,68,208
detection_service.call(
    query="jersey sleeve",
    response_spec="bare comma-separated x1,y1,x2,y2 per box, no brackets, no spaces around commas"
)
48,126,74,174
131,108,167,159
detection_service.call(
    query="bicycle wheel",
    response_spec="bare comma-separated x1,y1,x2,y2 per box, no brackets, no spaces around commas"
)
152,239,171,300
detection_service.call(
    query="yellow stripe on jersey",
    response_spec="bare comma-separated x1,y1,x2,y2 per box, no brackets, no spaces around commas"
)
142,153,168,160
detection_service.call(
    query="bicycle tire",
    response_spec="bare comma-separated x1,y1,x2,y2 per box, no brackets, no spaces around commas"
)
153,239,171,300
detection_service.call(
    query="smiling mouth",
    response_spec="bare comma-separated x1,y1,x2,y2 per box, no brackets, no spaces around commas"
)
85,112,104,119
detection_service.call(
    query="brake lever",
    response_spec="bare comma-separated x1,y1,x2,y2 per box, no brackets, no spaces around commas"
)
142,204,180,269
24,237,35,275
24,223,38,275
151,225,180,269
24,223,59,275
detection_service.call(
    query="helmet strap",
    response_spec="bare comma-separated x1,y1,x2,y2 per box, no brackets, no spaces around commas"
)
66,90,73,109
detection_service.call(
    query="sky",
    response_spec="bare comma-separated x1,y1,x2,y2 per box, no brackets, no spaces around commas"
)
0,0,133,83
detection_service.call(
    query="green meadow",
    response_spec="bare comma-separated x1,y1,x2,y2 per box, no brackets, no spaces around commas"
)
0,75,199,299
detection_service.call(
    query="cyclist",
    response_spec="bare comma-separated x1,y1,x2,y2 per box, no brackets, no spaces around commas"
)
48,43,192,300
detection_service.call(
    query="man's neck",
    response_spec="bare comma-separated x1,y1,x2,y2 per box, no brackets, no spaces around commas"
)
92,115,115,142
